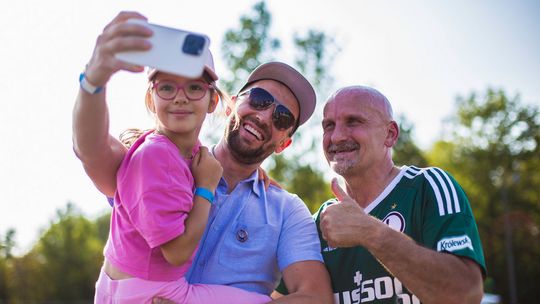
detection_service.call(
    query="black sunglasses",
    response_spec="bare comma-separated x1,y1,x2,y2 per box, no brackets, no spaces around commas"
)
239,87,297,131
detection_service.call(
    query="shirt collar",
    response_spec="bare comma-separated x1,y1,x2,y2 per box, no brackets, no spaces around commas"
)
216,167,263,198
237,169,262,197
212,145,263,197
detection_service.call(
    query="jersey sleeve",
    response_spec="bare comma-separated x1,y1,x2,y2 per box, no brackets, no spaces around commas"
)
119,141,194,249
420,167,486,275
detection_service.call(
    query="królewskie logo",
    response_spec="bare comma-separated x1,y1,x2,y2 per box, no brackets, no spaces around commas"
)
437,235,474,252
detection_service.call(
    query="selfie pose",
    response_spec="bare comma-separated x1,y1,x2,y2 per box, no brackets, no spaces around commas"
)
73,12,270,303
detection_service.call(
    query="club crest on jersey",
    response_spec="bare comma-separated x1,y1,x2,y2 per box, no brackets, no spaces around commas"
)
382,211,405,232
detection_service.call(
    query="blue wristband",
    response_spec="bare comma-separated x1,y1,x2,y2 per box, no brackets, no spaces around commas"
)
79,72,104,94
194,187,214,204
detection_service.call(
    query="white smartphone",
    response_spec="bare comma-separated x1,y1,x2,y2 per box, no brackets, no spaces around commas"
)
116,19,210,79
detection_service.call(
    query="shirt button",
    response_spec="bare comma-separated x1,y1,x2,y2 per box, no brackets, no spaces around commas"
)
236,229,248,242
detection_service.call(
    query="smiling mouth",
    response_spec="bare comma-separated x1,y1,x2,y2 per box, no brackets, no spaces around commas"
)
170,110,191,115
329,150,356,159
243,123,264,141
333,148,356,154
328,143,360,155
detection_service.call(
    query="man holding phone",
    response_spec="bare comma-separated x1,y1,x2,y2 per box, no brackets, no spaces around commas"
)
73,11,332,303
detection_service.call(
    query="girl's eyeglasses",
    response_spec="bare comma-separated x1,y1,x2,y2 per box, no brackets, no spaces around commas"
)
238,87,297,131
152,80,212,101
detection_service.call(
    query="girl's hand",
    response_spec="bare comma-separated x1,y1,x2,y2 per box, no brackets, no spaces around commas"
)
84,11,153,87
191,146,223,191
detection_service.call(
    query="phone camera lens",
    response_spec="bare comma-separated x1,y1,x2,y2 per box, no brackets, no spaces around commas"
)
182,34,206,56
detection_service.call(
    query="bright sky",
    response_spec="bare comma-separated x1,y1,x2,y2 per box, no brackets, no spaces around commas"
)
1,0,539,253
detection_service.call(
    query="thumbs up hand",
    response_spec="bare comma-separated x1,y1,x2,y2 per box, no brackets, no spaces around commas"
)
330,177,350,202
320,178,379,248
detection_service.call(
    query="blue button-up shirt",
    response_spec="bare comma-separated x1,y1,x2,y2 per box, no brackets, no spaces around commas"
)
187,170,323,295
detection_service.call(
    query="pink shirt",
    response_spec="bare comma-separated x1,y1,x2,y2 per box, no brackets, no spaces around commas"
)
105,131,200,281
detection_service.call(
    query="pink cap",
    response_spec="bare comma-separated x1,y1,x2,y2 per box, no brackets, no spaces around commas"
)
239,62,316,126
147,49,218,81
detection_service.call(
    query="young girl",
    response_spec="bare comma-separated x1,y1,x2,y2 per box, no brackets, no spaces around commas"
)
75,12,270,304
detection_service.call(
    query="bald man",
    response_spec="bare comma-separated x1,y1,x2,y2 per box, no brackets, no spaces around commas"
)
275,86,486,303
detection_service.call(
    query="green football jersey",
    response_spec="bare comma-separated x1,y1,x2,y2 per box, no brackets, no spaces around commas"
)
277,165,486,304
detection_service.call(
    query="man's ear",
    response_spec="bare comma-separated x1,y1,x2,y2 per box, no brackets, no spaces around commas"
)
275,137,292,153
384,121,400,147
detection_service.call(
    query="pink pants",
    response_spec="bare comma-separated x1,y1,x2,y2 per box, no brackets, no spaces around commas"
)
94,268,271,304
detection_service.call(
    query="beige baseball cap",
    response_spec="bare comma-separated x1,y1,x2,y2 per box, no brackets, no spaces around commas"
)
147,49,218,81
238,62,316,126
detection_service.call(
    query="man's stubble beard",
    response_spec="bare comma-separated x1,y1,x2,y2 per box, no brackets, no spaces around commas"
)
224,118,276,165
326,142,362,177
329,154,359,177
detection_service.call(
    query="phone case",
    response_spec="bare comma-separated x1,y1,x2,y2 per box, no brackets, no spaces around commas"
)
116,19,210,79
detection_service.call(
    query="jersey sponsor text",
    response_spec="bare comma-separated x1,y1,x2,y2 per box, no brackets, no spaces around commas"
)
334,272,420,303
437,235,473,252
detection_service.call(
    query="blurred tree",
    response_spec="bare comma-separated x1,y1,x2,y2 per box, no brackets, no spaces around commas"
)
0,258,4,302
427,88,540,303
293,29,338,98
94,212,111,244
220,0,280,93
269,153,332,213
5,250,49,303
0,229,16,259
0,229,16,301
289,26,338,149
5,203,104,302
393,114,428,168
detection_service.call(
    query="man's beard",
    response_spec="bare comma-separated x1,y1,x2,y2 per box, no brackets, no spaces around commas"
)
225,117,276,165
330,159,357,176
326,141,361,176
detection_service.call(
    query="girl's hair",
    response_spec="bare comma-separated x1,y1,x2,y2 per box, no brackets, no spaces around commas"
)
119,71,232,149
119,128,150,149
230,92,243,135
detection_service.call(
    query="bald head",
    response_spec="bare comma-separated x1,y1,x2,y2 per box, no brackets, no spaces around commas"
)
322,85,400,177
326,86,394,122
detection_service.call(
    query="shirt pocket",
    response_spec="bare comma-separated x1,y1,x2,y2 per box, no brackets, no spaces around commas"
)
218,222,279,273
